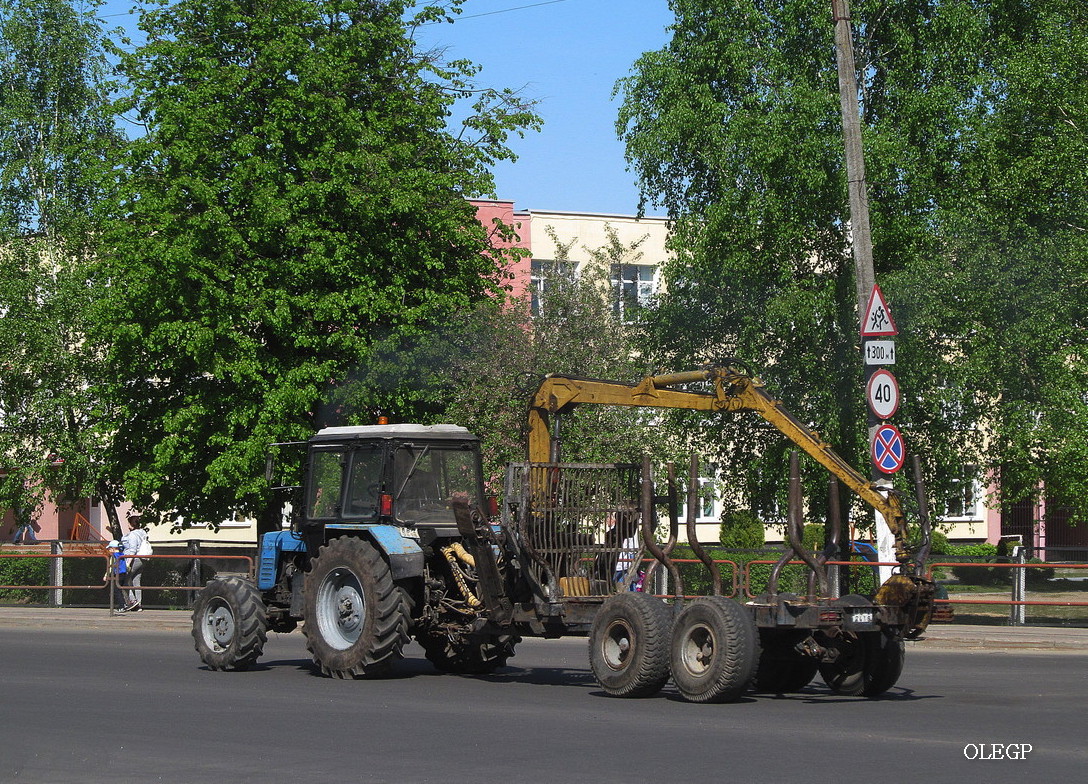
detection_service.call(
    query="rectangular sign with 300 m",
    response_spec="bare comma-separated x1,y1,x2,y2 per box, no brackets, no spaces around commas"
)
864,340,896,365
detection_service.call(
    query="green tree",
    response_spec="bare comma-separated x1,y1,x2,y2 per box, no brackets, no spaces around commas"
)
0,0,126,535
617,0,1088,524
91,0,538,527
719,509,764,549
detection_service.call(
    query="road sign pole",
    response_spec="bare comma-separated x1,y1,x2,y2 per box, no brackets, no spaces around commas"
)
873,483,895,585
832,0,886,588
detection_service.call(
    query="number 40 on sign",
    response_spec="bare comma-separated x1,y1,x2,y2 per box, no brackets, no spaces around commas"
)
866,368,899,420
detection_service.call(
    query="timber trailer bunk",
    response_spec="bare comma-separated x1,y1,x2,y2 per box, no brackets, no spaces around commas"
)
517,364,937,701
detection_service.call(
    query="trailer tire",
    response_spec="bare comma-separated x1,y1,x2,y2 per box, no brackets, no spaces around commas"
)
303,537,410,679
589,592,672,698
191,576,268,671
754,630,819,693
419,631,520,674
861,631,905,697
670,596,758,703
818,633,869,695
819,630,903,696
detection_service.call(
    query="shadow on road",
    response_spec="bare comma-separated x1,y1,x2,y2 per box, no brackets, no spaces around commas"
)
195,655,943,703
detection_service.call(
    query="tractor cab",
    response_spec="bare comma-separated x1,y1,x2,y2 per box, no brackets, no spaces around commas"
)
301,424,485,535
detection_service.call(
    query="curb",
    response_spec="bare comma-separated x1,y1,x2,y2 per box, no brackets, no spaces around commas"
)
909,622,1088,652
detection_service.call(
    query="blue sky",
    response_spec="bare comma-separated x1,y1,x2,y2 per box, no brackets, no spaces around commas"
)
96,0,676,216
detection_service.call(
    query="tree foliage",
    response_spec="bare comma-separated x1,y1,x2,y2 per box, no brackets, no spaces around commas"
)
0,0,125,531
618,0,1088,523
91,0,538,526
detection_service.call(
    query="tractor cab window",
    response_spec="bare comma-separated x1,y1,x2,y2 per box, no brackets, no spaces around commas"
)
344,446,383,518
307,449,344,519
393,444,481,524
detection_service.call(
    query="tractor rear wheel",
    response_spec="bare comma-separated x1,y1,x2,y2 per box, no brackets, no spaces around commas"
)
303,537,410,678
670,596,758,703
191,576,268,671
589,592,672,697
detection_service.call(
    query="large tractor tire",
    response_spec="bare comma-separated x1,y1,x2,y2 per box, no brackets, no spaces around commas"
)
754,629,819,694
418,631,520,675
818,630,904,697
303,537,410,679
589,592,673,698
669,596,758,703
191,576,268,671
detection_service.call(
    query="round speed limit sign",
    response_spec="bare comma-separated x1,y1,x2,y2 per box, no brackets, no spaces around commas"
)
866,368,900,420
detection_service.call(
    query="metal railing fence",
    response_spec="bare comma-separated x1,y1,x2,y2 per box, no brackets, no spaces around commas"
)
0,544,253,611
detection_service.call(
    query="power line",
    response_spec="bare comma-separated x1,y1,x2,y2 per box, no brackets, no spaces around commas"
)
94,0,573,24
95,0,577,51
457,0,570,21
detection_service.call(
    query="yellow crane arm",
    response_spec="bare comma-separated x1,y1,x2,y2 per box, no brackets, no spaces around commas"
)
527,366,911,565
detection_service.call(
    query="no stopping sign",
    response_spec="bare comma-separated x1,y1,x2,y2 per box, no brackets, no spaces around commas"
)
871,424,906,474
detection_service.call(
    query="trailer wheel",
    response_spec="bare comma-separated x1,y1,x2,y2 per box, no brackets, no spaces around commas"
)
589,593,672,697
191,576,268,671
669,596,758,703
819,630,903,696
861,631,905,697
303,537,410,678
754,630,819,693
818,633,868,695
418,631,520,674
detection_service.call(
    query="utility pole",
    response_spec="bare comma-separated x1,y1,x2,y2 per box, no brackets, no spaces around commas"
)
831,0,895,584
831,0,875,324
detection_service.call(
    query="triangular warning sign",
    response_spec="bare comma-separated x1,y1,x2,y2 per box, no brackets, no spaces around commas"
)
861,284,898,337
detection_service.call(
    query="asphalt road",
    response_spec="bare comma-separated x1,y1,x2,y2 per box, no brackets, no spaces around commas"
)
2,626,1085,784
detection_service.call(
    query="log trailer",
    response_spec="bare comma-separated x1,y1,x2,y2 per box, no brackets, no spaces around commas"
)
191,364,935,702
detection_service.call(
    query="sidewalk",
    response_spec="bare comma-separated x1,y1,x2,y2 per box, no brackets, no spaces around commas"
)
2,606,1088,651
0,606,192,632
911,622,1088,652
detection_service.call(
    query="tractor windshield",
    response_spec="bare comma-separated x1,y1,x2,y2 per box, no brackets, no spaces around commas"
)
393,444,482,525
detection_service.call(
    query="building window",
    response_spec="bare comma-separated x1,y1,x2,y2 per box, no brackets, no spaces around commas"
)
530,259,577,316
610,263,656,321
943,465,982,519
679,478,720,522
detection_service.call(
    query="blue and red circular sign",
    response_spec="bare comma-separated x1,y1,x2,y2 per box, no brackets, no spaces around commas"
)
871,424,906,474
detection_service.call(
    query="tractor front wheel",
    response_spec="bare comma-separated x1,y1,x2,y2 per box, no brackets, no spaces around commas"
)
191,576,268,671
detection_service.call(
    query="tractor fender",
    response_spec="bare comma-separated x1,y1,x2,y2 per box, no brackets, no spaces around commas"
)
325,524,425,581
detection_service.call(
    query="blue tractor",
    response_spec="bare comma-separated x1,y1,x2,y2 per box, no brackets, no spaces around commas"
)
192,423,521,677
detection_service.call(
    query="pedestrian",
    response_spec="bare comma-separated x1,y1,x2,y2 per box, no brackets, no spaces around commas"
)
11,504,37,543
120,516,152,612
614,533,641,586
102,541,128,610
